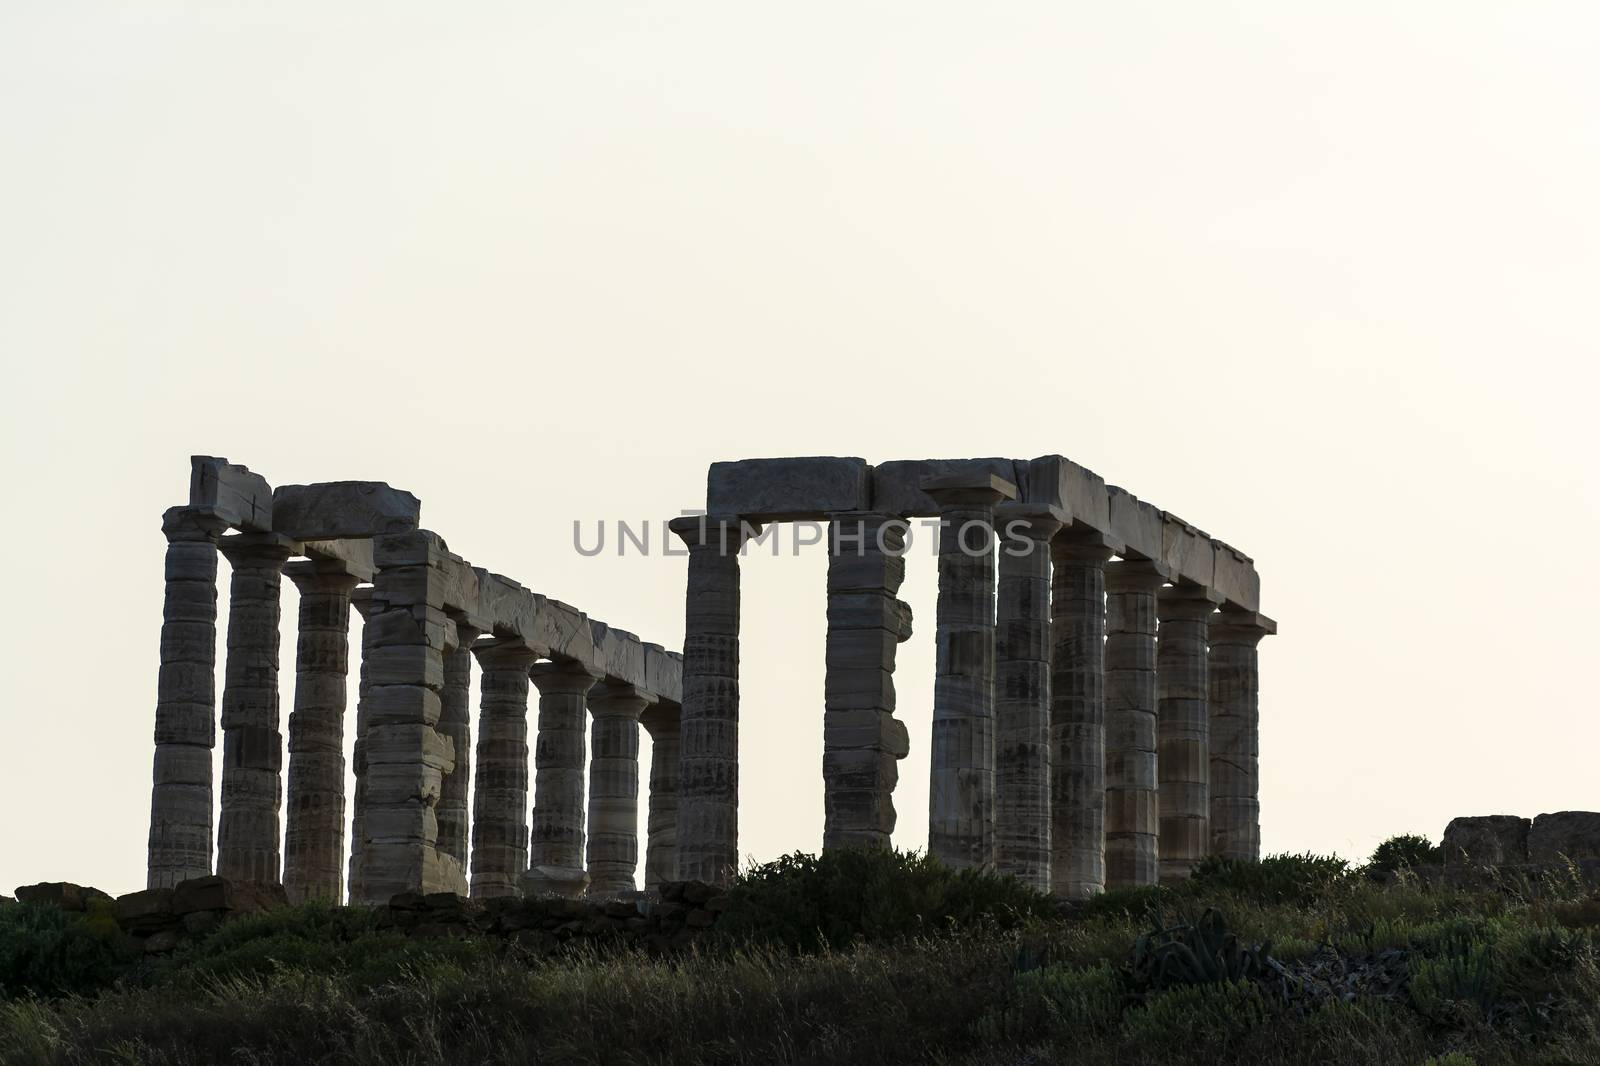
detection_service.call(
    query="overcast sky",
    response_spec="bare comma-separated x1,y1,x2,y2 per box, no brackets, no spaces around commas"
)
3,2,1597,895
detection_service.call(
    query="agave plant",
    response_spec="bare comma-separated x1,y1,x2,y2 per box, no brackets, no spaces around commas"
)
1129,908,1276,990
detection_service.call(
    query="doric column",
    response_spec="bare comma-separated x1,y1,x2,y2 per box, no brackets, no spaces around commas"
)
281,563,360,903
1157,583,1219,881
823,513,913,852
1103,559,1167,888
668,515,755,885
148,506,227,889
216,532,296,885
992,504,1064,891
924,474,1016,870
468,638,541,899
436,620,480,870
1208,608,1276,862
587,682,656,897
640,702,681,888
526,658,602,897
347,587,376,902
1048,530,1114,899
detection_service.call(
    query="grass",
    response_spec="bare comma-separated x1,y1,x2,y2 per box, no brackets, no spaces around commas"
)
3,846,1600,1065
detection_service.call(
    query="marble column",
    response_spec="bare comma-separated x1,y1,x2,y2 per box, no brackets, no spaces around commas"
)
1049,530,1114,899
640,702,681,888
148,506,227,889
216,532,296,885
436,620,480,871
925,474,1016,870
1103,559,1167,889
668,515,754,885
1208,608,1276,862
527,658,602,897
347,588,376,902
469,638,541,899
1157,583,1218,881
823,513,913,852
281,563,360,903
992,504,1064,891
587,682,656,897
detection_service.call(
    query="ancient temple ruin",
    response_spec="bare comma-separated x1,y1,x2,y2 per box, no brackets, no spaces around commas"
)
147,453,1273,904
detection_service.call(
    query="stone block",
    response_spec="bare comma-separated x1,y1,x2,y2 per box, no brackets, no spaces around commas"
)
272,482,421,540
1210,541,1261,612
189,456,273,532
1017,455,1111,531
115,888,175,933
643,643,682,702
536,599,594,663
362,685,443,726
870,458,1020,517
366,645,445,689
14,882,112,911
1160,512,1216,588
300,538,376,581
1442,815,1530,866
1529,812,1600,863
1108,487,1164,562
707,457,872,520
591,622,646,686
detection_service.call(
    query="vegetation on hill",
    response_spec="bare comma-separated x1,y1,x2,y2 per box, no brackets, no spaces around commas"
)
6,837,1600,1065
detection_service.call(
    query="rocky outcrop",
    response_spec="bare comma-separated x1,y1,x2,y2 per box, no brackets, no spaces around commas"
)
1441,815,1531,866
1529,812,1600,863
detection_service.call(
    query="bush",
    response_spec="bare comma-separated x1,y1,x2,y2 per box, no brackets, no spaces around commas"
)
1122,980,1272,1047
714,848,1056,953
0,901,136,999
1371,834,1441,874
970,962,1126,1043
1189,853,1352,906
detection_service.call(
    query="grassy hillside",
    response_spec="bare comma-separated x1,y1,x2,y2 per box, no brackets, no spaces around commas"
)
5,846,1600,1065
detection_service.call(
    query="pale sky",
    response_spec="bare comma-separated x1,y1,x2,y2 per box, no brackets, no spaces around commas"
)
3,3,1598,896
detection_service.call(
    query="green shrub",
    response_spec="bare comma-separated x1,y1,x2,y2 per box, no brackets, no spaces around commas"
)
1129,908,1275,990
1122,980,1271,1047
0,901,136,999
1371,834,1441,873
1189,853,1352,906
970,961,1126,1043
713,848,1056,953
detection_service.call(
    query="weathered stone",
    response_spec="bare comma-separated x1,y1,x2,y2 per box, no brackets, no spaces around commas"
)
1050,532,1114,899
1160,512,1216,589
1529,812,1600,863
1108,487,1163,563
1208,608,1275,863
587,683,655,897
707,456,872,520
189,455,272,532
529,658,603,896
641,703,682,888
643,643,682,703
14,882,112,911
1442,815,1531,866
1017,455,1110,531
590,622,646,686
1157,583,1219,883
1210,541,1261,613
272,481,421,540
872,458,1020,518
1103,559,1168,889
468,639,541,899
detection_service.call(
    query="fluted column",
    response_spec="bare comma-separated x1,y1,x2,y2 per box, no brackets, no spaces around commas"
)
1103,560,1167,888
587,682,656,897
1208,608,1276,861
824,513,913,852
1157,584,1218,881
281,564,360,903
216,533,295,885
436,620,479,870
1049,531,1114,898
640,702,681,888
469,638,541,898
347,588,376,902
148,506,227,888
527,658,602,896
925,474,1016,870
668,515,755,885
993,504,1064,891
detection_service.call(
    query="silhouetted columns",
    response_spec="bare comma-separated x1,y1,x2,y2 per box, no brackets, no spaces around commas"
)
1157,583,1220,882
993,504,1064,891
347,588,376,902
640,702,681,888
925,474,1017,870
148,507,228,889
526,658,602,897
436,620,480,871
823,513,913,852
216,532,296,885
468,638,541,899
1049,530,1115,899
1103,559,1168,889
281,563,361,903
587,682,656,897
669,515,756,886
1208,608,1276,862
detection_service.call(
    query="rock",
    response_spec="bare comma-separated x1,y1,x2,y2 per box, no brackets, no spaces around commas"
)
14,882,113,912
659,881,686,902
1529,812,1600,863
705,894,733,913
143,930,180,954
680,880,715,905
686,908,715,929
707,457,872,521
182,910,222,937
1442,815,1530,866
172,875,286,916
271,482,421,540
115,888,176,934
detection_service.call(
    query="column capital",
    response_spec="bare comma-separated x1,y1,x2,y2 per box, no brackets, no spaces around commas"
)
471,637,543,672
995,502,1067,542
641,700,682,737
669,514,762,553
588,681,658,719
218,531,298,567
1209,608,1278,645
1051,527,1119,564
162,506,230,543
283,559,363,595
350,586,378,620
1104,558,1173,594
529,655,604,694
922,473,1018,508
1158,582,1224,621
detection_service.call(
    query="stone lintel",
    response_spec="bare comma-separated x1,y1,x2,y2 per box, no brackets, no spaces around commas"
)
707,457,872,521
1108,486,1164,562
920,472,1019,506
300,538,376,582
1210,540,1261,613
1017,454,1110,530
217,530,300,561
189,455,273,533
590,622,645,685
872,458,1020,517
1160,511,1216,589
272,481,421,541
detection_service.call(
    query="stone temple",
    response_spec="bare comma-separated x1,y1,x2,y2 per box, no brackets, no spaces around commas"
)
147,454,1274,903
